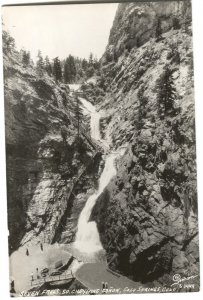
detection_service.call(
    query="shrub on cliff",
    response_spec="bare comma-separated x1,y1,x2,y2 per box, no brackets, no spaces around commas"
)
157,67,177,119
2,30,15,54
22,50,31,67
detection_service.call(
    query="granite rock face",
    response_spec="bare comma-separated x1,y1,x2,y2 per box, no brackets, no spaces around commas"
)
4,43,100,253
4,0,199,289
103,1,191,63
92,1,199,287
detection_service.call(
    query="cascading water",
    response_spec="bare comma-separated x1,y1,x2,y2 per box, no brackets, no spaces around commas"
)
79,97,101,141
74,95,121,258
74,153,118,254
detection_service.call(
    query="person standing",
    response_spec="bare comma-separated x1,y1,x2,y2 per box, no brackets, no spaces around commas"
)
36,268,40,279
26,248,29,256
40,243,43,251
102,282,105,293
10,279,16,294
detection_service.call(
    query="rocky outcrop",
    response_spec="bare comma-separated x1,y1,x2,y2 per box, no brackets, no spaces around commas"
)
103,0,191,64
92,0,199,288
4,0,199,289
3,40,101,253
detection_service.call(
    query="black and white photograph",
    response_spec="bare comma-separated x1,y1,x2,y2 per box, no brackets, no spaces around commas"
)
1,0,200,297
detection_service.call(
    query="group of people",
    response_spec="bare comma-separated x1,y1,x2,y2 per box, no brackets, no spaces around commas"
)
31,268,40,282
25,242,44,283
102,282,108,291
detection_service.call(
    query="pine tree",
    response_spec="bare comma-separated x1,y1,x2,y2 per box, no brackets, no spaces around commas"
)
86,66,95,78
97,73,106,90
155,18,162,41
157,67,176,119
53,57,62,83
3,31,15,53
89,53,94,66
22,50,30,66
173,17,181,30
68,55,76,83
36,50,44,75
82,58,88,71
64,58,71,83
27,51,31,65
63,55,76,83
93,57,99,69
44,56,52,76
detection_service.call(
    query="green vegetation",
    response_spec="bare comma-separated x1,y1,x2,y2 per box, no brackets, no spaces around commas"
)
157,67,177,119
36,50,44,76
155,18,162,41
2,30,15,53
22,50,31,66
36,50,100,84
53,56,63,82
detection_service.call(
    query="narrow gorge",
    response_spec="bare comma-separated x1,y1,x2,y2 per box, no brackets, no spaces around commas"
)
4,0,199,294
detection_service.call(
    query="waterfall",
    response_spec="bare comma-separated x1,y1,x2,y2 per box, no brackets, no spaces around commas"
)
74,96,120,256
79,97,101,141
74,153,118,253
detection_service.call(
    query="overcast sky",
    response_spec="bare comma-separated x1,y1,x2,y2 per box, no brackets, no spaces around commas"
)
2,3,118,61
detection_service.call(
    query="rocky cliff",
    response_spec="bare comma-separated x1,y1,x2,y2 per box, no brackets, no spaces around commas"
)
4,0,199,290
3,36,102,253
92,0,199,287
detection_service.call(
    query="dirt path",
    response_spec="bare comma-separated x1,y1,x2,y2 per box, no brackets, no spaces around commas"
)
10,243,72,294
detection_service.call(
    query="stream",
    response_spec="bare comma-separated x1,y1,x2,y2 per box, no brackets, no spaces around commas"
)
72,87,122,260
9,85,125,293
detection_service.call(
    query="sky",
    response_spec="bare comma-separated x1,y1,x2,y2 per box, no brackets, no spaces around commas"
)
2,3,118,61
